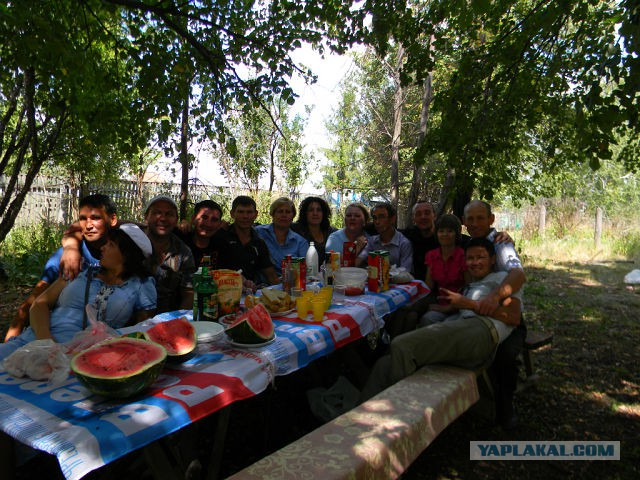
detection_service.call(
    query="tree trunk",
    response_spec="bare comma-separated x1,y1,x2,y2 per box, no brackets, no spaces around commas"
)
179,85,190,221
0,69,65,245
403,37,435,228
390,44,405,212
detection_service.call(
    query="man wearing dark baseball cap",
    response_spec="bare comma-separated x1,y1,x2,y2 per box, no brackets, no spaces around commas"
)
143,195,196,313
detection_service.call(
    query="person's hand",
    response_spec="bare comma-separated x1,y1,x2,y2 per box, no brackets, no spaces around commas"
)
178,219,192,234
494,231,514,244
477,293,501,316
4,325,22,342
242,276,257,294
438,288,464,307
355,235,368,255
60,247,82,280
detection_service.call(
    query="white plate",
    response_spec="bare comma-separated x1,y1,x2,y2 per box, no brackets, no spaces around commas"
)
227,334,276,349
269,308,295,318
193,321,225,343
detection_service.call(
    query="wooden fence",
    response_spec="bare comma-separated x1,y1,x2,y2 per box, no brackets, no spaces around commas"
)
0,175,311,227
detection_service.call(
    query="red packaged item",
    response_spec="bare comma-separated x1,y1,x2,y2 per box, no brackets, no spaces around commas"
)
342,242,357,267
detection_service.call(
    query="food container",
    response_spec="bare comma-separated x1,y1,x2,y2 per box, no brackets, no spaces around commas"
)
334,267,368,296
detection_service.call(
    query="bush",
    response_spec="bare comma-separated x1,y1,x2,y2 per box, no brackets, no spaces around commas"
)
0,221,65,284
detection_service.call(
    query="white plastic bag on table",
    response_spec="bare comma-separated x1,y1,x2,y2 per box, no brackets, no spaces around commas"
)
2,339,70,385
64,304,119,355
390,265,414,284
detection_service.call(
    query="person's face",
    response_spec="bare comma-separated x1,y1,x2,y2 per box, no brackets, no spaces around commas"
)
231,204,258,229
99,238,124,270
344,206,365,232
412,203,435,233
145,200,178,237
192,207,221,239
372,207,395,235
463,204,494,238
78,206,117,243
306,202,324,227
437,227,456,247
272,204,294,229
465,245,495,279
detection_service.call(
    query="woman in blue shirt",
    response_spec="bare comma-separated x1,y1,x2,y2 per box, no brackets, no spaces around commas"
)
255,197,308,276
0,224,157,361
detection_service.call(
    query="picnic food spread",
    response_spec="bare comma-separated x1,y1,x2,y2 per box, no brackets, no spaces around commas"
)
245,288,295,313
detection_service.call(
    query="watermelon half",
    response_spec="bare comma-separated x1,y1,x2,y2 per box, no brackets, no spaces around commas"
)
226,304,274,344
144,317,197,363
71,337,166,398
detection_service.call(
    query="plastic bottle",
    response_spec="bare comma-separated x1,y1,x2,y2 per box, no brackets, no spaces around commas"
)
305,242,319,279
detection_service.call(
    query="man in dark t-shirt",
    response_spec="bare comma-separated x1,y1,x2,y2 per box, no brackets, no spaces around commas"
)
400,201,439,281
216,196,279,289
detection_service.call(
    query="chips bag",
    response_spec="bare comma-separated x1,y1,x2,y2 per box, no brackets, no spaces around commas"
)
212,269,243,315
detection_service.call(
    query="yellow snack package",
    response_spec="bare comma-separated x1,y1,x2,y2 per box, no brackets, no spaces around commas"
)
212,269,243,315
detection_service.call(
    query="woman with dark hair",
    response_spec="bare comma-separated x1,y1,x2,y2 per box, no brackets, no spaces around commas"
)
291,196,337,261
419,213,470,326
325,203,371,259
0,224,157,361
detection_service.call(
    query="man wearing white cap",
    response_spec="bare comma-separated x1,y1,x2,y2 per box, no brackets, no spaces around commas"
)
143,195,196,313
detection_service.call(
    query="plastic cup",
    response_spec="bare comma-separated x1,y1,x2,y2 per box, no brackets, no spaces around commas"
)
311,298,325,322
333,284,346,305
302,290,315,301
296,297,310,320
291,287,303,298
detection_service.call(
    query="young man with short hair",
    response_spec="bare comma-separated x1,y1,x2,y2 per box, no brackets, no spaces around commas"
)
401,201,439,279
4,194,118,341
216,195,279,289
356,202,413,272
174,199,224,267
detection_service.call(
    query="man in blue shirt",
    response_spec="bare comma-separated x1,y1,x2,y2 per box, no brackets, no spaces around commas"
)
3,194,117,341
356,202,413,272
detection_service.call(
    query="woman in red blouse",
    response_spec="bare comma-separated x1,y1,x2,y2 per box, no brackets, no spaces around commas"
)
419,214,470,326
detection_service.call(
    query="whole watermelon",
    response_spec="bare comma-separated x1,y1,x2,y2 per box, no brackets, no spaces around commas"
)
71,337,166,398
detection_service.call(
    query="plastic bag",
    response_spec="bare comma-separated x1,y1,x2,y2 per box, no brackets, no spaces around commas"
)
390,266,414,284
624,269,640,284
2,339,70,386
306,376,360,422
64,304,119,355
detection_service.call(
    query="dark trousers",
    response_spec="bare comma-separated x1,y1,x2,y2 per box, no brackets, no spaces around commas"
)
490,319,527,421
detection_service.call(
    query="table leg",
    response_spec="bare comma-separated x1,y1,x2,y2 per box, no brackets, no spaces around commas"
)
0,431,16,478
206,405,231,480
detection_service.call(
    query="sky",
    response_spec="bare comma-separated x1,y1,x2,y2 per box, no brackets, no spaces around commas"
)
148,46,357,193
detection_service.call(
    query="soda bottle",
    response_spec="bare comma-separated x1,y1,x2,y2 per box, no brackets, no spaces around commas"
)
197,272,219,321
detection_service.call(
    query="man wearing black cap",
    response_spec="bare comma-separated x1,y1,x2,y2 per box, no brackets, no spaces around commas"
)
144,195,196,313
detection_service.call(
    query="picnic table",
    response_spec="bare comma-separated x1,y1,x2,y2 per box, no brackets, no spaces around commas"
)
0,281,428,480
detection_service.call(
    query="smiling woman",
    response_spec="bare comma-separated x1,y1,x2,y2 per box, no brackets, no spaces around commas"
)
255,197,309,276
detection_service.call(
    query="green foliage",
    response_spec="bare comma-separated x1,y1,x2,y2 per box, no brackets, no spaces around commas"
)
0,221,65,284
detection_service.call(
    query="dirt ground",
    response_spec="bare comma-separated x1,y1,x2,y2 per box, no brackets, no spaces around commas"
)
1,258,639,479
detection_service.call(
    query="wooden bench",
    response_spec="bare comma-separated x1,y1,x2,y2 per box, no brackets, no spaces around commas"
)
227,364,479,480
